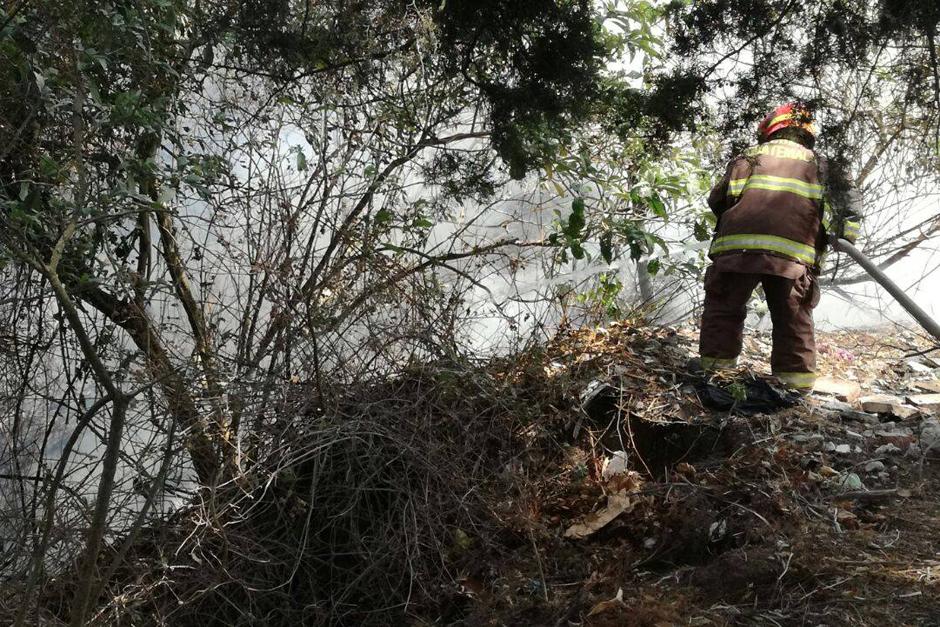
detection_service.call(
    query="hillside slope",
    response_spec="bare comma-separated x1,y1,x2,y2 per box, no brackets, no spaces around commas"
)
13,323,940,626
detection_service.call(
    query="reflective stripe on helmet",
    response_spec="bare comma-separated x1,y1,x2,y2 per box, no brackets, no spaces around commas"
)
758,103,817,139
767,112,798,128
709,233,819,266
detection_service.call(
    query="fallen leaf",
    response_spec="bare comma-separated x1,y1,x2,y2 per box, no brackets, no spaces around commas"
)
676,462,696,478
587,587,625,617
564,492,633,539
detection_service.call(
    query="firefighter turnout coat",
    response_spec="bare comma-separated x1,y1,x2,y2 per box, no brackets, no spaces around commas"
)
698,138,861,389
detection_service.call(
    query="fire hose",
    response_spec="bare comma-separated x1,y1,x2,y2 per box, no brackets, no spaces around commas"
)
831,237,940,342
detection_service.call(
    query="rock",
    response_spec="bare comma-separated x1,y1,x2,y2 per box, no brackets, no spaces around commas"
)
905,359,935,375
842,410,880,425
875,426,914,438
874,427,916,450
919,418,940,452
864,460,885,473
875,443,902,455
817,398,854,413
792,433,824,444
824,441,836,452
814,377,862,402
905,443,922,458
838,473,865,491
915,380,940,394
906,394,940,414
859,394,919,418
834,443,851,454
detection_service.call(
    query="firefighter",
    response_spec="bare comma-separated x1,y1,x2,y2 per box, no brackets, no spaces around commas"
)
697,102,861,392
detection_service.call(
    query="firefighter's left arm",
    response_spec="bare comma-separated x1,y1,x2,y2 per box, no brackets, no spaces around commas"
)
839,187,863,244
818,156,862,244
707,159,737,217
823,187,863,244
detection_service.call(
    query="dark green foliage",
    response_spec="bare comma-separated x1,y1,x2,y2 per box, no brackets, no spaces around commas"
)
665,0,940,170
423,151,498,203
598,72,706,150
435,0,605,177
214,0,608,179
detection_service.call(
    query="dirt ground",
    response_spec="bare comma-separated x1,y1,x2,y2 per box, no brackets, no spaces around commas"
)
20,322,939,627
447,323,940,626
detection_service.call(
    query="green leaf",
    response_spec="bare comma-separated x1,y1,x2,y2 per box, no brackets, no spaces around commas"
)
570,241,585,260
648,195,667,220
600,231,613,264
727,382,747,402
693,219,711,242
296,151,307,171
566,197,586,237
39,155,59,178
374,209,392,225
646,259,661,275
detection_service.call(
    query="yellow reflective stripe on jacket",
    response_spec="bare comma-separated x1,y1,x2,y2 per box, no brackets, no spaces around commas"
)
773,371,816,389
821,198,832,230
710,233,818,265
844,220,860,238
728,174,823,200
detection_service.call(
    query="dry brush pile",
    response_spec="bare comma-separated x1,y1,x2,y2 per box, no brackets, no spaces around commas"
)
5,356,580,626
8,321,940,626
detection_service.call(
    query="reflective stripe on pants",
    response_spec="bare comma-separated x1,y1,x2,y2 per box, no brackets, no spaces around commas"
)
699,267,819,388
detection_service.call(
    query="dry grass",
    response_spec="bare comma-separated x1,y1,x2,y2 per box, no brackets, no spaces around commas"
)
7,322,940,626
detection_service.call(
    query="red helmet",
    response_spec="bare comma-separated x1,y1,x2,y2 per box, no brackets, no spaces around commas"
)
757,102,816,141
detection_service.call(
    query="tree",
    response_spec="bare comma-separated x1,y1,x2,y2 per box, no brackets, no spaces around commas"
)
661,0,940,290
0,0,642,622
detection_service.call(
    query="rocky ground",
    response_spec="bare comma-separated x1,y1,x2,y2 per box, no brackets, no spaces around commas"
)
21,322,940,626
453,323,940,626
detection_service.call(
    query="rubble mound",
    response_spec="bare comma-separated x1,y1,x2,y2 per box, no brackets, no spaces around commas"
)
11,323,940,626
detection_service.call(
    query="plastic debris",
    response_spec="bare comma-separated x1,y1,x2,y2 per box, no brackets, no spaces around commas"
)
601,451,630,479
837,473,865,492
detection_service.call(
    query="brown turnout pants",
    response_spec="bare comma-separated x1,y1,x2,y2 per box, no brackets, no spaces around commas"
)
699,267,820,389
